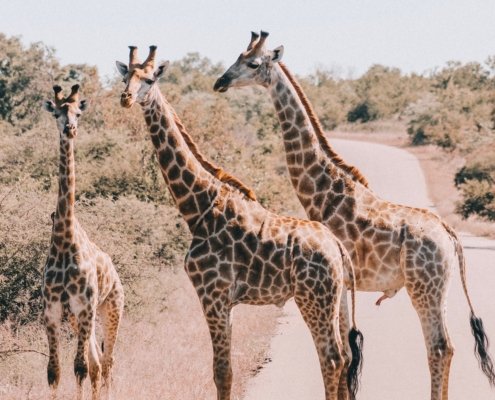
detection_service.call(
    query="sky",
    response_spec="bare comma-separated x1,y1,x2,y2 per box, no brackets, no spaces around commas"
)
0,0,494,80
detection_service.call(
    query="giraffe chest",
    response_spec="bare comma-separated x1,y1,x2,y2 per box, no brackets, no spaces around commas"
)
43,244,104,305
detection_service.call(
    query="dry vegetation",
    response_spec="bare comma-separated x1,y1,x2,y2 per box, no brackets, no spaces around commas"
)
1,33,494,398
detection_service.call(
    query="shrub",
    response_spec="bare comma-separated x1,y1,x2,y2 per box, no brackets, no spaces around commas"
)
0,240,45,325
456,179,495,220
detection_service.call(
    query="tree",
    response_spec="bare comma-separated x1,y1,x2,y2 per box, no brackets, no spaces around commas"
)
0,34,60,130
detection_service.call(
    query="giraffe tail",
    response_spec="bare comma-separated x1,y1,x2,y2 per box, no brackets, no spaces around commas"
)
338,241,364,400
443,222,495,386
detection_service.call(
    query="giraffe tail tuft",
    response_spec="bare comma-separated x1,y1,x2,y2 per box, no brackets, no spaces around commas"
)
470,312,495,386
443,221,495,386
347,327,364,400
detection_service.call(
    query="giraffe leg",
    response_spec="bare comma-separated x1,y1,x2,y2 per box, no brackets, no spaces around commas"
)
88,329,102,400
43,300,63,399
72,301,96,400
337,289,351,400
409,302,454,400
68,312,79,334
294,263,344,400
99,283,124,400
404,251,453,400
203,300,232,400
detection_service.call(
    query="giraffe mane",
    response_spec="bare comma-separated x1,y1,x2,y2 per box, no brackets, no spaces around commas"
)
278,62,369,188
171,110,257,201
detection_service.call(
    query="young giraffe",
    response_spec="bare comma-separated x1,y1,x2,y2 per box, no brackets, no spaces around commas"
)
214,31,495,400
42,85,124,400
116,45,363,400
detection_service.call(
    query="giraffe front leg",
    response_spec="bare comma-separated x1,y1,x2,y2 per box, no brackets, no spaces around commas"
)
203,299,233,400
72,301,96,400
44,300,63,399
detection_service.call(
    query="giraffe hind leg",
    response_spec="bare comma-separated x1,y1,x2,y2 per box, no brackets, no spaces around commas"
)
99,282,124,399
404,250,453,400
337,289,351,400
293,259,344,400
88,330,102,400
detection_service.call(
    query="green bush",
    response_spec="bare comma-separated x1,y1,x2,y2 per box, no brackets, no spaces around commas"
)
347,101,379,123
0,240,45,325
456,179,495,220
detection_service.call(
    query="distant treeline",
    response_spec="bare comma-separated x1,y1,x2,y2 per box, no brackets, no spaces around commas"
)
1,33,494,220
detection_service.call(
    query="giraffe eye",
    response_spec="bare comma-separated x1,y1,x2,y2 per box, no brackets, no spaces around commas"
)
247,62,260,69
145,79,155,85
76,113,81,118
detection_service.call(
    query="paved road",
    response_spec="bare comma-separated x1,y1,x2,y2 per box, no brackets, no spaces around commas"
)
243,139,495,400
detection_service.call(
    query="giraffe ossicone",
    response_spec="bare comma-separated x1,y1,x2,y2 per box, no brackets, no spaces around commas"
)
42,84,124,400
215,30,495,400
117,45,364,400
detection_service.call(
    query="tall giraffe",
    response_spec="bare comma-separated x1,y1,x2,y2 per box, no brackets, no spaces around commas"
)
214,31,495,400
116,45,364,400
42,85,124,400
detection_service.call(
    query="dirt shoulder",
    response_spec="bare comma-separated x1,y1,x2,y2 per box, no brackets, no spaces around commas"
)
332,129,495,238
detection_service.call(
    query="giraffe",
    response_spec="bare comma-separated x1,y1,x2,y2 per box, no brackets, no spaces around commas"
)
42,85,124,400
116,45,364,400
214,31,495,400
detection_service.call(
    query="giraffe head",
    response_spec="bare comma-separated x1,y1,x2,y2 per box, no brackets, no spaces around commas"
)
213,31,284,92
116,46,170,108
44,85,87,138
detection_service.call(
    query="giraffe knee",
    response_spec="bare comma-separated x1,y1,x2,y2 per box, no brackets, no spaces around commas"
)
341,348,351,369
444,343,454,360
334,354,346,373
430,337,454,361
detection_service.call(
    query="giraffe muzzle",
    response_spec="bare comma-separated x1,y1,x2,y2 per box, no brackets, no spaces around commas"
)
213,75,231,93
120,92,134,108
64,124,77,137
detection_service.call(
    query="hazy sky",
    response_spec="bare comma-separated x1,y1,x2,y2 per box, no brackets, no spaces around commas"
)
1,0,494,80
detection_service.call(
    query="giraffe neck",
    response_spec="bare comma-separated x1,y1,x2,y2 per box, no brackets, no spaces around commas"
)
141,86,221,231
54,135,76,241
268,64,353,205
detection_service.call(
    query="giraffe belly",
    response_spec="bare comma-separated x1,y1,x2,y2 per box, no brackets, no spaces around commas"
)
354,266,404,293
350,243,404,293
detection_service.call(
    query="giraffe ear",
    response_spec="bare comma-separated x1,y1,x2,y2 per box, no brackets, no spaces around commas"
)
44,100,56,113
115,61,128,77
271,46,284,63
154,60,170,80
